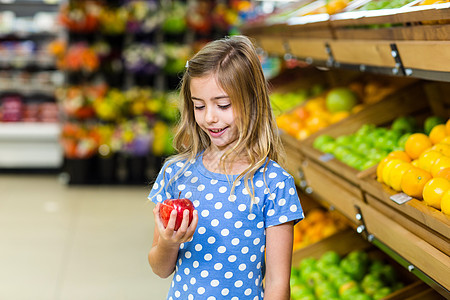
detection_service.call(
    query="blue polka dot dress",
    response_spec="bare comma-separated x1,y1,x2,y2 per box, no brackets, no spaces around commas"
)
148,154,304,299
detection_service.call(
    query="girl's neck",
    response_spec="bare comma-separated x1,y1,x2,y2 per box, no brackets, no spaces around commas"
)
202,148,250,175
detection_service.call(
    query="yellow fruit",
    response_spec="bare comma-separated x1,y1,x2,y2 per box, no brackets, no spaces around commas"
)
429,124,448,145
405,133,433,160
389,162,412,192
401,167,432,199
440,136,450,145
330,111,350,124
446,119,450,135
422,178,450,210
435,168,450,181
411,159,419,167
432,143,450,157
418,150,444,173
441,190,450,215
387,150,411,162
431,156,450,177
376,157,391,182
382,159,406,186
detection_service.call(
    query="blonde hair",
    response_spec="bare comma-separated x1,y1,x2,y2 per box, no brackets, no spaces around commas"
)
156,35,285,205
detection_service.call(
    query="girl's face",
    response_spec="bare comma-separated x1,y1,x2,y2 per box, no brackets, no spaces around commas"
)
190,74,239,152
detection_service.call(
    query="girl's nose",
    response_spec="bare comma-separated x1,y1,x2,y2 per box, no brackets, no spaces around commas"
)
205,107,218,124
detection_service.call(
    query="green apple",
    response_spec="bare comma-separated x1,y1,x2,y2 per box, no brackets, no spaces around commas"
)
326,88,358,113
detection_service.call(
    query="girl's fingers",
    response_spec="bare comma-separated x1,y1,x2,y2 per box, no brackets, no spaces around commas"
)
166,209,178,230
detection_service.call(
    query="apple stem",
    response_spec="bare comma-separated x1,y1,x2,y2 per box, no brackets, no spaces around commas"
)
178,191,181,199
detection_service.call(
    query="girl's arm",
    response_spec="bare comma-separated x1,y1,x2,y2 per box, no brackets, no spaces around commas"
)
264,221,294,300
148,203,198,278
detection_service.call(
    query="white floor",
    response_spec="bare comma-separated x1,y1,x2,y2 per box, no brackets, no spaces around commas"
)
0,174,171,300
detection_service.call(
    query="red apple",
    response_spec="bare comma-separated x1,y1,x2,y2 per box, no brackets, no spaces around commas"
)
160,192,194,230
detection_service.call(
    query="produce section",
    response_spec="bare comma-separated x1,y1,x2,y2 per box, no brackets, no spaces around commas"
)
243,1,450,298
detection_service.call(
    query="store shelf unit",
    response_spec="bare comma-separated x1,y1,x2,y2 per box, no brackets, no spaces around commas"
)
242,2,450,299
0,0,63,170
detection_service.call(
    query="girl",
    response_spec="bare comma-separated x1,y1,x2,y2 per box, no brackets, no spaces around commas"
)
148,35,304,300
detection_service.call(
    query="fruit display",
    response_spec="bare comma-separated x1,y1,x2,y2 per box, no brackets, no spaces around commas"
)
291,250,405,300
276,78,404,141
376,118,450,214
160,192,195,231
357,0,417,11
293,209,349,251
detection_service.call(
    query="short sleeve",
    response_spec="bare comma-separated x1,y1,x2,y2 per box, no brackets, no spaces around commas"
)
264,175,304,228
147,161,175,204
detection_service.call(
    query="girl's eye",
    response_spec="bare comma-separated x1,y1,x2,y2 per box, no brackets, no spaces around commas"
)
194,106,205,110
218,104,231,109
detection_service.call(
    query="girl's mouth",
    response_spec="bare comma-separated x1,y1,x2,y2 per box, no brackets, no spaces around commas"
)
209,127,227,137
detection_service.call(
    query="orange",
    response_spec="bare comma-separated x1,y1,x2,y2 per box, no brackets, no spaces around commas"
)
389,162,412,192
376,157,391,182
441,190,450,215
330,111,350,124
432,143,450,157
387,150,411,162
404,133,433,160
429,124,448,145
431,156,450,177
411,159,419,167
439,136,450,145
401,167,432,199
382,159,406,186
418,150,444,173
446,118,450,135
435,168,450,181
422,178,450,210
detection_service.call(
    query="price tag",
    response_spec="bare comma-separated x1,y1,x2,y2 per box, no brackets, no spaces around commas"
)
319,153,334,162
390,193,412,205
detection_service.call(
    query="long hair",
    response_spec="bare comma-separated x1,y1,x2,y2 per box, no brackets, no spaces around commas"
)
157,35,285,205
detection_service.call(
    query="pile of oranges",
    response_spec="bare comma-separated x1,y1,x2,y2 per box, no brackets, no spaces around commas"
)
377,119,450,215
293,209,349,251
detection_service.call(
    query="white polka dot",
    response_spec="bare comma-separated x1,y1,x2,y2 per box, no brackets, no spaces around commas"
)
248,271,254,279
184,171,192,176
215,202,222,209
241,246,249,254
211,219,219,227
290,204,298,212
197,287,205,294
257,222,264,229
267,209,275,216
201,270,209,278
242,188,249,195
188,295,193,300
221,229,229,236
238,204,246,211
245,288,252,296
279,198,286,206
211,280,219,287
239,264,246,271
185,192,192,198
176,162,184,168
269,172,277,178
218,246,226,253
177,184,186,191
235,280,243,288
224,211,233,219
260,245,265,252
184,268,190,275
191,177,198,183
244,230,252,237
236,181,241,186
207,297,215,300
180,243,185,249
250,255,257,262
248,214,256,221
185,251,191,258
183,284,188,291
176,275,181,282
192,261,199,269
235,221,243,228
156,194,162,202
193,200,200,207
198,185,205,191
264,188,270,194
201,210,209,217
214,263,223,270
208,237,216,244
254,197,260,204
289,187,295,195
255,180,264,188
232,238,240,245
253,238,260,245
152,182,159,190
166,167,172,173
219,186,227,193
257,262,261,269
228,195,237,202
222,289,229,296
198,227,206,234
204,253,212,261
205,193,214,200
274,163,280,168
224,272,233,279
277,181,285,189
211,179,218,185
268,193,276,200
190,277,196,284
279,215,288,223
175,290,180,297
228,255,237,262
255,278,260,285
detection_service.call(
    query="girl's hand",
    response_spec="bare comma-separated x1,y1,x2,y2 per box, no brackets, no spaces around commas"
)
153,202,198,245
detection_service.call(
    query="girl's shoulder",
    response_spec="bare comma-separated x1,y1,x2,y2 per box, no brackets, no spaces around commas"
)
161,155,200,178
256,160,294,184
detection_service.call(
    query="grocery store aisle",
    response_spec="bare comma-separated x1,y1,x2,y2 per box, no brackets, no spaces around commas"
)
0,174,171,300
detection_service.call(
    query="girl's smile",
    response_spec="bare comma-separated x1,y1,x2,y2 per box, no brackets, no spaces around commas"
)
190,74,238,152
